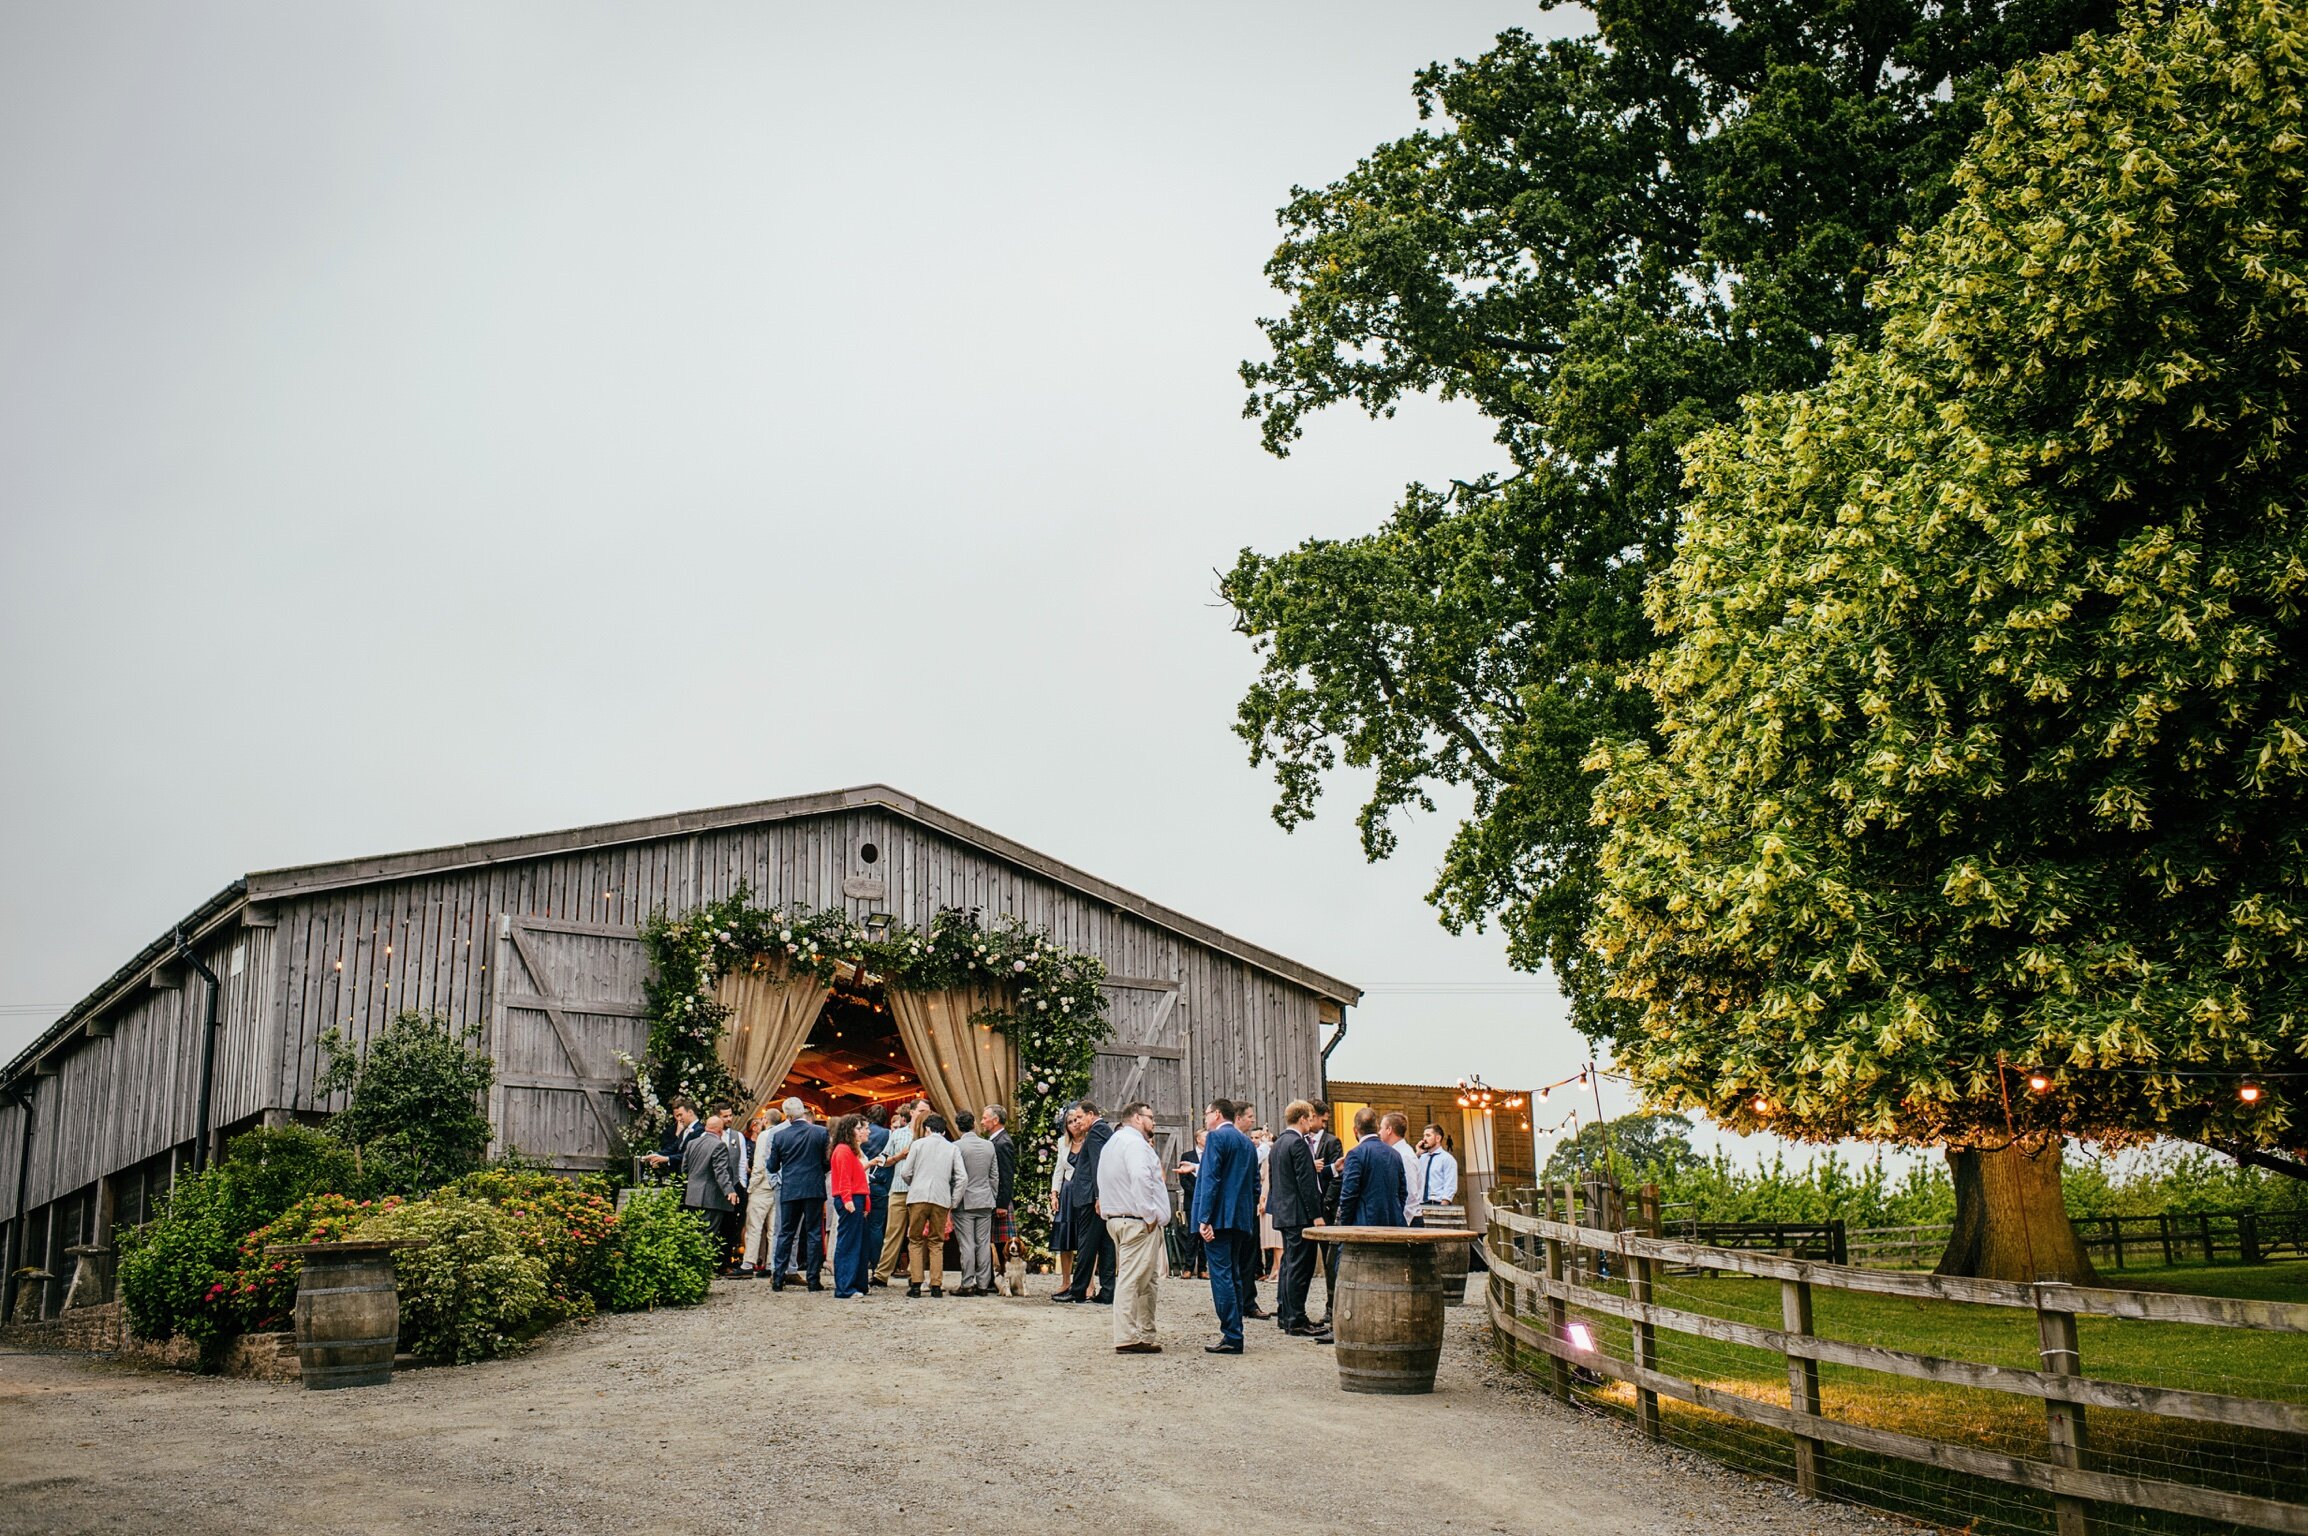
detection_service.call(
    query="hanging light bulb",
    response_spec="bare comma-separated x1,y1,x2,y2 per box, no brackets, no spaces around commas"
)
1537,1087,1550,1104
2027,1071,2052,1094
2240,1082,2265,1104
1751,1095,1772,1116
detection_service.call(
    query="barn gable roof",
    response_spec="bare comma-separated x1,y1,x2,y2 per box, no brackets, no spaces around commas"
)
7,785,1358,1090
245,784,1359,1003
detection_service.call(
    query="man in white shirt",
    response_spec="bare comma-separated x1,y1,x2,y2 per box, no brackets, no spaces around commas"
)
1381,1112,1422,1220
1411,1123,1460,1227
1096,1100,1171,1354
872,1098,926,1286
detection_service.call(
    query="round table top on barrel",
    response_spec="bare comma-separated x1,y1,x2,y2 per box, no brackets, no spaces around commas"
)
262,1239,430,1257
1306,1226,1475,1244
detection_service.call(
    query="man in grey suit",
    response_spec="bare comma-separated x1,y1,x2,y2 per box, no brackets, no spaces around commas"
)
681,1111,743,1253
951,1111,1000,1296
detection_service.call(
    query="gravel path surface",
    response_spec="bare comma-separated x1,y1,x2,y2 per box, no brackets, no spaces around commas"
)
0,1273,1912,1536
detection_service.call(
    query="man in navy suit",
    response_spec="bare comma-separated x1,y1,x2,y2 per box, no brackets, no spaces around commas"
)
766,1098,832,1291
1053,1102,1116,1303
642,1099,704,1179
1191,1096,1262,1353
1335,1106,1408,1227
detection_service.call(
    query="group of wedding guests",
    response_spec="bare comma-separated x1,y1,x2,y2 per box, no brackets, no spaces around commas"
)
645,1085,1463,1359
1051,1094,1459,1355
644,1094,1017,1299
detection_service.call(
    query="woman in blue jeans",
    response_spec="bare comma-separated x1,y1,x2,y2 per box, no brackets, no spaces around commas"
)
828,1114,875,1298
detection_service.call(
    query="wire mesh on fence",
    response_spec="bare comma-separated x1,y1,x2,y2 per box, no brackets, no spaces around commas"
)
1484,1186,2308,1536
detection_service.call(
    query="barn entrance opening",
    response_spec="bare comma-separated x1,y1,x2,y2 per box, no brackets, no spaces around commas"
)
769,981,925,1121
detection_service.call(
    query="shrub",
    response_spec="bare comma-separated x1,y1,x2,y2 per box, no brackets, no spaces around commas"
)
318,1010,495,1196
354,1193,557,1363
218,1125,366,1209
445,1169,617,1317
227,1194,403,1332
116,1170,242,1348
600,1186,716,1311
117,1131,362,1347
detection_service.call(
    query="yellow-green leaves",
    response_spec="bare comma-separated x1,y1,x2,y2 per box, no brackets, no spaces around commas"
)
1592,0,2308,1154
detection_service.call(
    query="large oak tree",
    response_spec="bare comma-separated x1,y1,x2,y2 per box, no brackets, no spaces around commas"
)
1589,0,2308,1280
1226,0,2111,1040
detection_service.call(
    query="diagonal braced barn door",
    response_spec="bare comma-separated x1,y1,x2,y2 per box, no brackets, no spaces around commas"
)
487,914,650,1170
1091,975,1190,1184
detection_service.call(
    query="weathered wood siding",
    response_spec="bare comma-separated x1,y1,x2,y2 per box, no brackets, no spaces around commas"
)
0,1096,24,1223
262,807,1325,1165
15,923,272,1213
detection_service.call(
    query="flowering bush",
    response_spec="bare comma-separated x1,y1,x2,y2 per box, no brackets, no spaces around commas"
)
117,1130,363,1352
354,1192,557,1363
599,1186,717,1311
446,1169,617,1317
228,1193,404,1331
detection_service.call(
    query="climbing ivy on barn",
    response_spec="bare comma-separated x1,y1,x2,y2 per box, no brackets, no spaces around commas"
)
633,891,1107,1246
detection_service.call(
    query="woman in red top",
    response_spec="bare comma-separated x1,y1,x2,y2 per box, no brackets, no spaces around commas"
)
829,1113,875,1298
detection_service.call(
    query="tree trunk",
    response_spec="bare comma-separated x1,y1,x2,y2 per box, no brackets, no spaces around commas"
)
1935,1137,2100,1284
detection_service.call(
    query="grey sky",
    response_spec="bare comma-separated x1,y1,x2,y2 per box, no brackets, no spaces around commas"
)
0,3,1655,1125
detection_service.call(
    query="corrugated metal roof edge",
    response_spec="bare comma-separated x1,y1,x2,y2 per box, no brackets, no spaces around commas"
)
1,880,249,1094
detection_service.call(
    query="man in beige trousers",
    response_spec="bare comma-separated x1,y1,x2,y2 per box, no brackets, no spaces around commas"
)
1096,1100,1171,1353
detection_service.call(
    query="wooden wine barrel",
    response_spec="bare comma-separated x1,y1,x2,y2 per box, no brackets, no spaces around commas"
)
1320,1229,1459,1395
269,1240,420,1390
1421,1203,1471,1305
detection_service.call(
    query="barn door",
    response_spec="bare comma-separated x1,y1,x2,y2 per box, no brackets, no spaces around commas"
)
1091,976,1190,1187
489,915,650,1170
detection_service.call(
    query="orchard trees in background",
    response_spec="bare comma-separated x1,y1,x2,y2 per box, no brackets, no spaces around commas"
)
1224,0,2111,1039
1589,0,2308,1280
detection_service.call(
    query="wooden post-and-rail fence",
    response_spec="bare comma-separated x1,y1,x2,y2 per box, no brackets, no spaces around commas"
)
1485,1187,2308,1536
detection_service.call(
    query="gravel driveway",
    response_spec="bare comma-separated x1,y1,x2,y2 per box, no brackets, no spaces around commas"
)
0,1273,1909,1536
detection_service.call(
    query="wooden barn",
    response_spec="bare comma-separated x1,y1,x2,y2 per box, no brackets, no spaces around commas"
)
0,785,1358,1320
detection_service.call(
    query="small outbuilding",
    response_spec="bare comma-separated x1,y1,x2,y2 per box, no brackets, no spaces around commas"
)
0,785,1358,1320
1323,1077,1538,1229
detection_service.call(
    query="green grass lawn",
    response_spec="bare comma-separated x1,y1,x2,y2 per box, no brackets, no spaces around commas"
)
1494,1259,2308,1536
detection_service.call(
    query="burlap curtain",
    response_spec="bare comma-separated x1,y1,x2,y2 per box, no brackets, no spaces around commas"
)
886,985,1018,1128
715,962,830,1116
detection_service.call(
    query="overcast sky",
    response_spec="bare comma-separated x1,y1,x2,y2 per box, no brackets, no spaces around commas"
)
0,3,1692,1144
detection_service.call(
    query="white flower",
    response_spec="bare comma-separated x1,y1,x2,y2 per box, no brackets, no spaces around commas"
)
1037,1080,1051,1092
779,929,793,942
1036,1000,1047,1011
1013,960,1028,973
786,942,798,953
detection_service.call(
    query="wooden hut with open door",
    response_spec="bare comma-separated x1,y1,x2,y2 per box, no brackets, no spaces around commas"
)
0,786,1360,1322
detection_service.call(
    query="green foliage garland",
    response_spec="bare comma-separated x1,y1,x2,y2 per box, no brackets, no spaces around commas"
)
637,892,1107,1246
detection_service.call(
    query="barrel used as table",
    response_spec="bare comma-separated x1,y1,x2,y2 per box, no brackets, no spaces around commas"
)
1419,1203,1471,1305
1309,1227,1476,1395
266,1239,424,1390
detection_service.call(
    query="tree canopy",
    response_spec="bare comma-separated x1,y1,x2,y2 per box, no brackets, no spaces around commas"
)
1226,0,2111,1037
1588,0,2308,1160
317,1010,496,1195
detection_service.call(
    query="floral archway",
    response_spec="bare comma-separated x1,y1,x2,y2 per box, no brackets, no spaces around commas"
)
621,892,1106,1249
